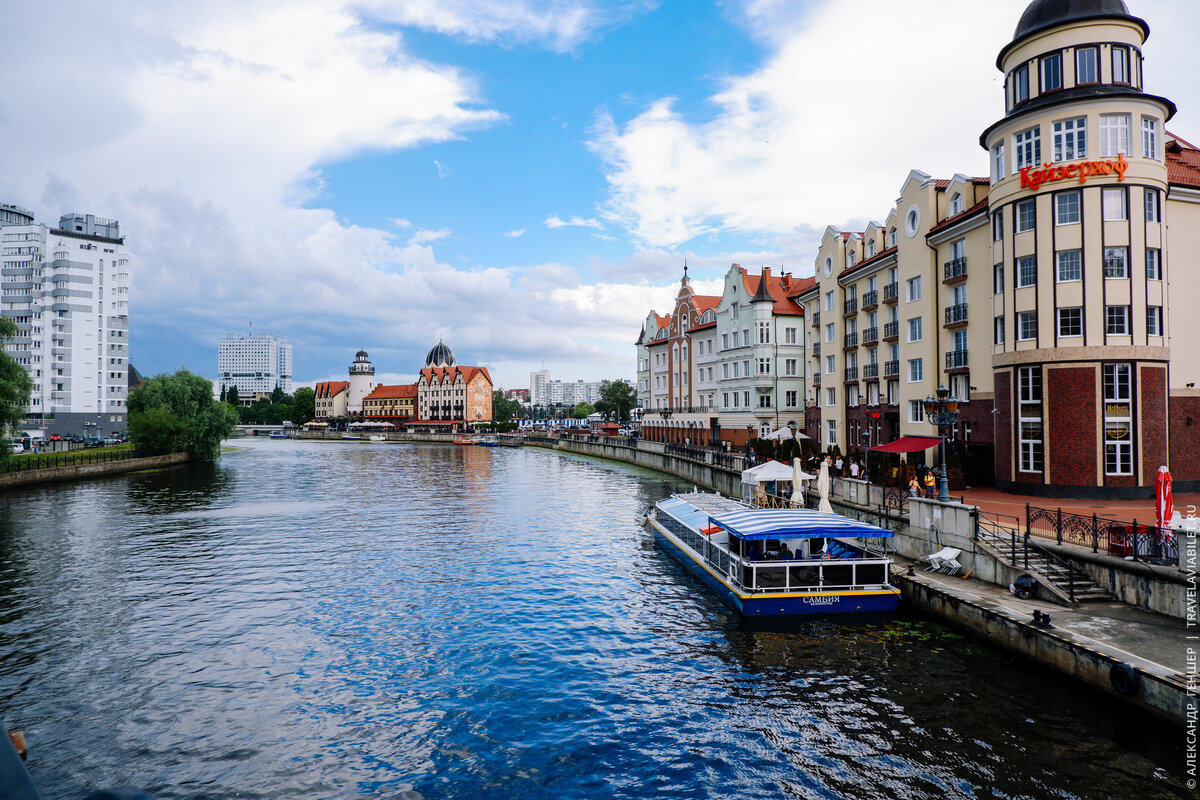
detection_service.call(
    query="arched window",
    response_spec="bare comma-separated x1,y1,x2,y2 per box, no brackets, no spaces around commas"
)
950,192,963,215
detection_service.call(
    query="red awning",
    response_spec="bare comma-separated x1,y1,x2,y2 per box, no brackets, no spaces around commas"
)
868,435,943,453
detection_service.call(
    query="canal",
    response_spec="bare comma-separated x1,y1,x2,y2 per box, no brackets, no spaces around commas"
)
0,440,1185,799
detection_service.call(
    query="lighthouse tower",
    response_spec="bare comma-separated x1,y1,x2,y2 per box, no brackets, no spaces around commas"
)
347,350,376,414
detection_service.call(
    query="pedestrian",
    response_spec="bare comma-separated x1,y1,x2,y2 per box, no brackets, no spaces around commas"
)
835,455,843,476
749,449,756,466
908,475,920,497
849,459,859,479
923,469,936,499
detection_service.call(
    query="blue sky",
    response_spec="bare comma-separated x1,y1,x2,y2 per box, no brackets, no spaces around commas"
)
2,0,1197,391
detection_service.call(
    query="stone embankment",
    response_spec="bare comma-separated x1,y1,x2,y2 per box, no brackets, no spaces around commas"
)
0,452,193,490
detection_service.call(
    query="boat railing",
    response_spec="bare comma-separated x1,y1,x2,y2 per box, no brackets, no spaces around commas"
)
655,509,892,593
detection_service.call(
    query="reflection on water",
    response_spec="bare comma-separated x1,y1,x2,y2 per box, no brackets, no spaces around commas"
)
0,440,1185,799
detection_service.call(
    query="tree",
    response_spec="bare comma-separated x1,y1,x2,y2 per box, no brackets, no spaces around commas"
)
595,379,637,423
492,391,523,423
0,318,32,464
292,387,315,425
570,402,595,419
271,385,286,404
225,384,241,406
127,368,238,460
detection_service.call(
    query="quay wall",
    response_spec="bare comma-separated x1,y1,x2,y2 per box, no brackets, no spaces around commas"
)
0,452,193,490
895,571,1190,727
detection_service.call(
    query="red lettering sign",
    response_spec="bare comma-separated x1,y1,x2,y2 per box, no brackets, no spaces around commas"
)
1019,153,1128,190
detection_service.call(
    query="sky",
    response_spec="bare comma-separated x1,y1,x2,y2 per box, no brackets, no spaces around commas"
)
2,0,1198,391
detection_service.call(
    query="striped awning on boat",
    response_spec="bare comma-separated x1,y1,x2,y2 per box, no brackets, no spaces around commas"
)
708,509,895,541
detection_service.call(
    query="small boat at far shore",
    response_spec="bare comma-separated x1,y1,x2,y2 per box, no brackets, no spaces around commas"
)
646,491,899,617
369,434,387,442
476,437,499,447
341,434,362,441
453,435,472,445
268,431,288,439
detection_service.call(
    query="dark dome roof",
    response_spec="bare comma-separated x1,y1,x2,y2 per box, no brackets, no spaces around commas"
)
425,340,456,367
355,349,368,359
1013,0,1143,41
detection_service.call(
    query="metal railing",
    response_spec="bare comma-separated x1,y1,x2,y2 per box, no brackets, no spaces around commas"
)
811,311,821,327
2,447,141,474
862,326,878,345
945,349,969,369
944,257,968,281
862,362,879,379
812,343,821,357
844,366,858,381
883,360,899,377
862,290,878,308
945,303,968,325
844,332,858,348
1025,503,1179,566
883,321,899,340
844,299,858,315
883,282,898,301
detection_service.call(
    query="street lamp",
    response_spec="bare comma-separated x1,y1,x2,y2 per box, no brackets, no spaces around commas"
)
922,385,960,503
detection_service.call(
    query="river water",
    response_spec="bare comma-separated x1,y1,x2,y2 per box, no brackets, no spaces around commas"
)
0,439,1185,799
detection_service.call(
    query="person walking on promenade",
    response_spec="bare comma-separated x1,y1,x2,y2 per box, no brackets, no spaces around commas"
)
923,469,936,499
909,475,920,497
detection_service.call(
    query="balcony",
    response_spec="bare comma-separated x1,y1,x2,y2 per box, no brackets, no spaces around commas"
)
862,326,878,345
883,360,900,377
882,282,899,303
812,342,821,357
844,298,858,316
861,289,878,309
844,366,859,382
946,349,969,370
944,257,968,283
811,311,821,328
883,321,899,341
863,362,879,380
812,374,822,386
944,303,968,327
843,332,858,348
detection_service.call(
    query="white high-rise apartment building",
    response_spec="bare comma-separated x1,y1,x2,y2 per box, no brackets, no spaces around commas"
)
1,204,132,433
530,369,550,406
218,334,293,401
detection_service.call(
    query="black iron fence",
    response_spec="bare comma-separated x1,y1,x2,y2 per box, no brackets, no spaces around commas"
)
1025,503,1179,566
2,447,143,474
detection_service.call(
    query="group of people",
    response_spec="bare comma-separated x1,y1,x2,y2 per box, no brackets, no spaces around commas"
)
746,542,797,561
908,464,943,499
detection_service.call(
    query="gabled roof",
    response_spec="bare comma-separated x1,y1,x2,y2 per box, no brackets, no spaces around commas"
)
1166,136,1200,189
365,383,417,400
926,197,990,236
838,245,898,279
316,381,349,398
420,365,494,385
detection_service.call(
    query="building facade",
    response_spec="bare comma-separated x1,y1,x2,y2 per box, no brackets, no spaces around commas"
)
414,341,493,429
314,380,349,421
218,334,293,401
1,205,132,434
362,383,417,424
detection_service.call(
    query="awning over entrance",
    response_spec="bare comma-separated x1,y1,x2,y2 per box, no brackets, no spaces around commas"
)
868,435,943,453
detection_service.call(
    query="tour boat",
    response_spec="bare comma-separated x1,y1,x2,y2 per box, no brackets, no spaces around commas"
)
647,492,900,616
369,434,387,442
476,437,499,447
453,435,472,445
268,431,288,439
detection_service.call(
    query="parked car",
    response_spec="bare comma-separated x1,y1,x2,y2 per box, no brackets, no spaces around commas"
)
48,433,62,441
84,438,104,448
11,442,23,454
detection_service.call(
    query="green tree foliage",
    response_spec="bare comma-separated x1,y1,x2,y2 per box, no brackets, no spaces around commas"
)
0,318,32,464
292,387,315,425
569,402,595,419
595,379,637,422
225,384,240,406
127,368,238,460
492,391,524,422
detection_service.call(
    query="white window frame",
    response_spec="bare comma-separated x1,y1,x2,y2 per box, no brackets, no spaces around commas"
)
906,276,922,302
1018,366,1043,473
907,358,923,383
1076,46,1098,84
1017,256,1037,288
1055,191,1081,225
1142,117,1159,160
1057,307,1082,337
1056,250,1081,283
1102,187,1127,221
909,399,925,424
1099,113,1131,158
1147,306,1163,336
1016,199,1036,232
1103,247,1128,279
1146,248,1162,280
907,317,923,343
1052,117,1087,162
1014,126,1041,169
1017,310,1037,341
1105,305,1130,335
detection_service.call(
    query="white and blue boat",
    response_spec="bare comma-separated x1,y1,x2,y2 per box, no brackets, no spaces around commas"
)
647,492,900,617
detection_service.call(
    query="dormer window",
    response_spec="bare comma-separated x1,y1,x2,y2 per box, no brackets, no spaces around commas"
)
848,250,856,267
1076,47,1098,84
888,228,897,247
950,193,963,215
1042,53,1062,92
867,240,876,257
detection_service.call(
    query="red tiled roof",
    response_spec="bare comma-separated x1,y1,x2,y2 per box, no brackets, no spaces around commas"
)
926,197,990,236
420,365,493,385
1166,137,1200,189
837,245,898,278
690,320,717,332
693,295,720,313
743,268,806,316
364,383,417,400
315,381,349,398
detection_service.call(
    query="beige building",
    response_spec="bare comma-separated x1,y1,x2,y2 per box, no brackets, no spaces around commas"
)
314,380,349,421
804,0,1200,498
414,341,493,430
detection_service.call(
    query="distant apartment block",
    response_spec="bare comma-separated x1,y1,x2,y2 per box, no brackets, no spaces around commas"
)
218,334,293,402
1,204,132,434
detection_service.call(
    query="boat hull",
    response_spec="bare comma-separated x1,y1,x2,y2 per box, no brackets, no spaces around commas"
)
648,516,899,617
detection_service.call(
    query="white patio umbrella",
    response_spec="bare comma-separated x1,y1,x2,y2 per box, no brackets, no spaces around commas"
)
791,458,806,507
817,460,833,513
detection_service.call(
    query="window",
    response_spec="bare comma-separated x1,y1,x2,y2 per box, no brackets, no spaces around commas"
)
1113,45,1130,83
825,322,835,343
784,327,797,344
1103,247,1128,278
994,315,1006,345
993,209,1004,242
847,250,856,267
1057,307,1082,337
722,333,729,350
1017,311,1037,341
1014,64,1029,103
1103,364,1132,475
1015,126,1041,169
950,193,963,215
1056,250,1081,282
824,291,835,311
1099,113,1131,157
757,321,770,344
1053,117,1087,162
784,358,797,376
723,363,729,379
1142,117,1159,160
1105,305,1130,335
826,355,835,375
826,387,836,407
1016,199,1036,232
992,143,1006,182
907,317,923,342
758,394,772,408
1146,248,1162,280
889,228,897,247
743,330,750,346
1042,53,1062,92
1017,255,1037,288
732,304,739,319
827,420,836,446
1076,46,1098,84
758,358,771,375
1145,189,1160,222
1147,306,1163,336
994,263,1005,294
908,358,923,382
868,240,876,257
1018,366,1043,473
785,390,798,407
733,361,740,378
906,276,921,302
867,383,880,406
1055,191,1080,225
1102,187,1127,221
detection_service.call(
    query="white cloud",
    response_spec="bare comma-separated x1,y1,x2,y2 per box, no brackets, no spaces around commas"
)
433,160,452,178
545,214,604,229
503,228,527,238
411,228,452,245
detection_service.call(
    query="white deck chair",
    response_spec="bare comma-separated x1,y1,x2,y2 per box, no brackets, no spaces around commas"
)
923,546,961,572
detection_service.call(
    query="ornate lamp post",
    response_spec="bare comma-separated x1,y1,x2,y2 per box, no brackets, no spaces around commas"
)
921,385,960,503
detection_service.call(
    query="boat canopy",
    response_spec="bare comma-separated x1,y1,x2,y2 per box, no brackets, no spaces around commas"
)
740,460,804,484
709,508,895,540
